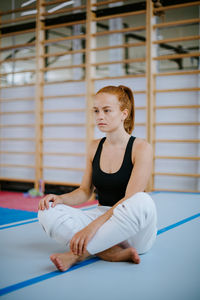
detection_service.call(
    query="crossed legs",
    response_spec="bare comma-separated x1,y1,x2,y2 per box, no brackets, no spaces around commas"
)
50,245,140,272
38,192,157,272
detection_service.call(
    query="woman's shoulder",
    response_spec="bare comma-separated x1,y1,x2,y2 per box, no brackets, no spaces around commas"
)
90,138,103,149
134,137,152,149
132,137,153,159
88,138,104,161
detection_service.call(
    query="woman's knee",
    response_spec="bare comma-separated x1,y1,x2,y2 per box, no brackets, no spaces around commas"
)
38,204,86,241
38,208,49,226
38,203,53,224
122,192,157,223
38,203,66,224
123,192,154,208
37,203,62,236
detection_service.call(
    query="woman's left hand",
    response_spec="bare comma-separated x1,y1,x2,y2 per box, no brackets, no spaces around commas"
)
70,222,99,256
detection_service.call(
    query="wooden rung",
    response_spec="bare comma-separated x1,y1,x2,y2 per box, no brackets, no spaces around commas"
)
133,90,146,94
0,56,35,64
43,166,84,171
153,35,200,45
0,177,34,183
153,18,200,29
0,110,34,115
92,0,128,7
44,180,80,186
0,15,35,25
44,20,85,31
153,1,200,13
154,139,200,143
43,152,85,156
44,94,85,99
0,97,34,102
42,64,86,72
154,52,200,61
155,156,200,160
153,172,200,178
134,123,146,126
155,105,200,109
0,124,35,128
92,58,145,66
154,70,200,77
42,5,86,16
93,10,146,22
155,88,200,93
1,69,35,76
154,122,200,126
43,123,85,127
135,106,146,110
92,26,146,37
0,164,35,169
1,29,35,38
152,188,200,193
43,109,85,113
92,42,146,52
0,151,35,155
43,49,86,58
0,138,35,141
0,5,36,16
43,34,86,45
43,138,85,142
0,42,35,52
93,74,146,80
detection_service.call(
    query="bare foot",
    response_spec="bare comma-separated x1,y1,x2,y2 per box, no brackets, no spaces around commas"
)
97,246,140,264
50,251,89,272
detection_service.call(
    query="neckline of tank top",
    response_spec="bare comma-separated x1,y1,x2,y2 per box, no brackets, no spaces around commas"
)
98,135,135,176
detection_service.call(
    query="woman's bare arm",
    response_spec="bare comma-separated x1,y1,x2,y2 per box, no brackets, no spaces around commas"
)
60,150,95,206
38,140,98,210
123,139,153,198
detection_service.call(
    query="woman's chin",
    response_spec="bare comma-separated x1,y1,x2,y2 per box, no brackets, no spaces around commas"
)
97,126,108,132
98,129,107,133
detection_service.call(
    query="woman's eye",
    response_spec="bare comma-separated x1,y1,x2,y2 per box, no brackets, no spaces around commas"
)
104,109,111,113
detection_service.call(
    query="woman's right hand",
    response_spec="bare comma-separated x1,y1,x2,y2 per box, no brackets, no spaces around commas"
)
38,194,64,211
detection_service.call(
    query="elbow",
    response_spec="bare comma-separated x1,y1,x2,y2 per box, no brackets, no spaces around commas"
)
79,186,93,200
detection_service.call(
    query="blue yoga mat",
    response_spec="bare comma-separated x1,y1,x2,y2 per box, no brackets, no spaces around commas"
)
0,207,37,225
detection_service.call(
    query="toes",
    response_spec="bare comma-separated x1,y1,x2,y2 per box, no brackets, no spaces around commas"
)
130,248,140,264
50,254,56,264
55,258,65,271
133,256,140,264
50,255,65,271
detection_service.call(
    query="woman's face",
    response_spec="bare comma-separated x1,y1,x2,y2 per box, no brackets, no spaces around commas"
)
93,92,128,133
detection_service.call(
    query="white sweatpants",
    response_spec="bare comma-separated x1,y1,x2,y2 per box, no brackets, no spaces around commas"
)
38,192,157,255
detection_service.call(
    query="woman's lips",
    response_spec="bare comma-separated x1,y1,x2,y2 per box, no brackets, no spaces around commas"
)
98,123,106,126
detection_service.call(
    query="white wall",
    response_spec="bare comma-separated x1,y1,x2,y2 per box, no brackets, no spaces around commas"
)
154,74,199,191
43,82,86,183
1,86,36,180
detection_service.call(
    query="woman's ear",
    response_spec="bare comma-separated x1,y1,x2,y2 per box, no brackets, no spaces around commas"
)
122,108,129,121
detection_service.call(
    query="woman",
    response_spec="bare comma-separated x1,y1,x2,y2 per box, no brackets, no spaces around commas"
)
38,85,157,272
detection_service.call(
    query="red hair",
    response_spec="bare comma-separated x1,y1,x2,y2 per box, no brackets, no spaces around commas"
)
96,85,135,134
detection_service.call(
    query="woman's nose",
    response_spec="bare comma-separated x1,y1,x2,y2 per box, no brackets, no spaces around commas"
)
97,111,104,120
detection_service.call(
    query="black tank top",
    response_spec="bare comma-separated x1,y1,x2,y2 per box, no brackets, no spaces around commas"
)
92,136,136,206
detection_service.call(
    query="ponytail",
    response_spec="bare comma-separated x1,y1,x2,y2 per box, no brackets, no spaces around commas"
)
118,85,135,134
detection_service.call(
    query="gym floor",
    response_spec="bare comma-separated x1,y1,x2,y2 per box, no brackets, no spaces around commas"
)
0,191,200,300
